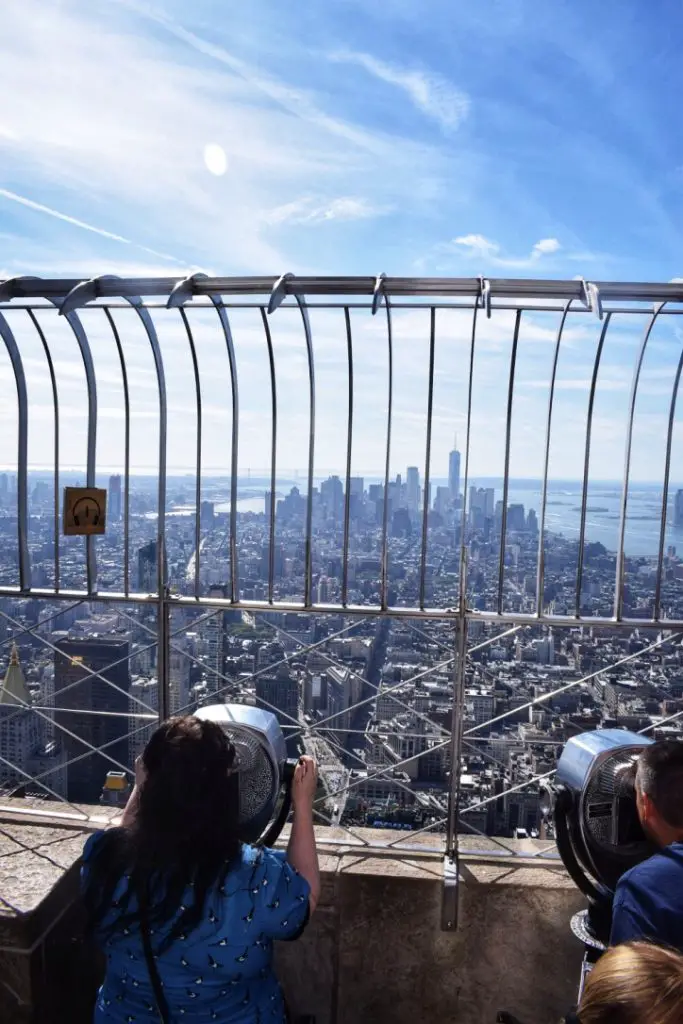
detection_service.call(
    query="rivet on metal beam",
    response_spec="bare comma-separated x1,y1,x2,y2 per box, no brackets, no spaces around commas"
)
371,273,387,316
0,275,40,303
268,273,294,314
59,275,121,316
479,276,492,318
167,272,207,309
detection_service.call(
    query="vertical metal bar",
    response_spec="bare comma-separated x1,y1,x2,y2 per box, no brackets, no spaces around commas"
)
458,303,479,610
575,312,612,616
260,308,277,604
614,304,665,620
419,307,436,610
157,578,170,722
497,310,522,615
179,308,202,600
55,308,97,592
654,340,683,619
380,297,394,611
0,313,31,590
26,310,60,591
536,301,573,617
295,295,316,608
210,299,240,602
123,299,167,594
443,614,468,930
103,308,131,596
341,306,354,607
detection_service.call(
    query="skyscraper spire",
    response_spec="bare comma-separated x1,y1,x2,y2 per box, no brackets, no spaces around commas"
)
1,644,31,706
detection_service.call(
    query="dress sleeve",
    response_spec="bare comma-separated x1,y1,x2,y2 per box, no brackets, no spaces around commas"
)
251,847,311,941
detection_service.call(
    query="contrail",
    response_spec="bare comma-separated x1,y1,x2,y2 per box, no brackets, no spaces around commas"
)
0,187,187,266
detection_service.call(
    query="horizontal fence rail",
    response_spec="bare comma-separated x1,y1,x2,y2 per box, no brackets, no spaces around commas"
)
0,274,682,881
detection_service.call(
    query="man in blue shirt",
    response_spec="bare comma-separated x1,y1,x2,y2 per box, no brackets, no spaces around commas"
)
611,739,683,951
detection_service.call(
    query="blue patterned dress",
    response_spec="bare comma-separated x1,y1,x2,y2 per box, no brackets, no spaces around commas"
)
81,832,311,1023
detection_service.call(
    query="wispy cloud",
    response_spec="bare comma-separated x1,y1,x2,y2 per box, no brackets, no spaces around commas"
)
449,234,562,268
263,196,390,226
0,188,187,265
329,50,469,133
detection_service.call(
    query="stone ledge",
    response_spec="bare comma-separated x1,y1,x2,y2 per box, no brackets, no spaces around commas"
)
0,805,585,1024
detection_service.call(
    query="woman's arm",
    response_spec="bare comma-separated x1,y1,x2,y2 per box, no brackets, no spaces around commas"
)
287,756,321,912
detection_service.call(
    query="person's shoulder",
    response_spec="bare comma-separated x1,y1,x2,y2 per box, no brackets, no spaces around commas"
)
618,846,683,891
82,829,112,862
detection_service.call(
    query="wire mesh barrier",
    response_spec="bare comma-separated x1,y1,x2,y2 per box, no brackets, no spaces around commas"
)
0,274,682,885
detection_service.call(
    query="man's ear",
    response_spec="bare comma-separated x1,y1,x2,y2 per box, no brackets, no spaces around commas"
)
638,788,655,822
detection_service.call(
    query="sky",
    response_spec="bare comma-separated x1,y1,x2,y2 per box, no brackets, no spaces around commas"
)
0,0,682,486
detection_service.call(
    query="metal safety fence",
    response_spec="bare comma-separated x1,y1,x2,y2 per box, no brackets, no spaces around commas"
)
0,274,682,921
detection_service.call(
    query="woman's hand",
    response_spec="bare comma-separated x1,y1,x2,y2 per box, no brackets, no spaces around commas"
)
292,755,318,811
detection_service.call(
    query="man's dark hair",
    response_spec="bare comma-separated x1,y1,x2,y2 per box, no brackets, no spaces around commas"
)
637,741,683,829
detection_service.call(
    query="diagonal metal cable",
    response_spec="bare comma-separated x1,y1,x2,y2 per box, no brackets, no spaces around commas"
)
0,600,245,738
293,624,522,743
119,610,444,846
8,713,158,797
0,606,160,716
459,768,556,816
464,630,683,737
118,606,370,728
0,600,85,649
0,749,89,818
258,615,453,740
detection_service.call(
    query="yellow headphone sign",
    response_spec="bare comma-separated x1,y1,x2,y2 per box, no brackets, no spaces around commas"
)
63,487,107,536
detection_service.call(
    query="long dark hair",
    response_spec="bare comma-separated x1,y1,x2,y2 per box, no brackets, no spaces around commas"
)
83,715,241,950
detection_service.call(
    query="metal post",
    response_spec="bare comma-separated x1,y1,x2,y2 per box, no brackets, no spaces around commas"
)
442,611,468,930
157,592,171,723
157,535,171,723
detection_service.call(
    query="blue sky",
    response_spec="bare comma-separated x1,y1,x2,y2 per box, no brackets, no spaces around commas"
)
1,0,682,485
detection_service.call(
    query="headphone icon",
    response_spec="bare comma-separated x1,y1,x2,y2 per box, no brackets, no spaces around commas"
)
72,497,101,527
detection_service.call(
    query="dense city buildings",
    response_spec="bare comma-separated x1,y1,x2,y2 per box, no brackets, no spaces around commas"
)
0,451,682,839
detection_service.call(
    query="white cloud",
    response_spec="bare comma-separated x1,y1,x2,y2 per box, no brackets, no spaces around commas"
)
453,234,500,257
450,234,562,268
329,51,469,133
263,196,389,226
533,237,561,255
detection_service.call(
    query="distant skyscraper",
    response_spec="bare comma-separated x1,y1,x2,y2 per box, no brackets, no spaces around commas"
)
201,587,227,692
321,476,344,521
448,441,461,503
256,667,299,755
406,467,420,518
169,638,192,715
433,486,450,517
128,676,158,766
507,504,526,533
54,637,131,803
527,509,539,536
138,540,157,592
108,474,122,521
469,487,495,522
675,489,683,527
200,501,215,528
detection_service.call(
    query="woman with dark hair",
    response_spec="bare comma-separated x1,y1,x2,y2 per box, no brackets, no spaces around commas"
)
81,715,320,1022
